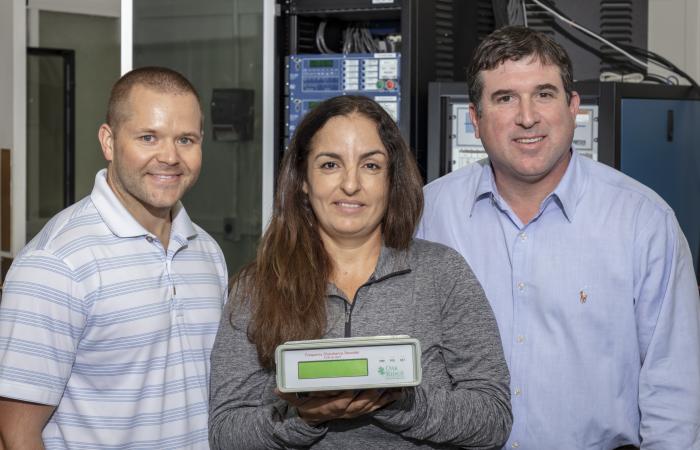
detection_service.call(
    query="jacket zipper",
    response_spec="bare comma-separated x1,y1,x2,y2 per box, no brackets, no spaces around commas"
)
344,294,358,338
341,268,411,338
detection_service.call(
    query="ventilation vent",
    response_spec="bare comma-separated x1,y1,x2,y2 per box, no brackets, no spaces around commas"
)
524,0,556,36
599,0,639,72
297,17,317,53
476,0,496,40
434,0,455,80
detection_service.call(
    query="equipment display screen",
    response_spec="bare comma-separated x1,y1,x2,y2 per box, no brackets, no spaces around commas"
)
308,59,334,68
298,359,368,379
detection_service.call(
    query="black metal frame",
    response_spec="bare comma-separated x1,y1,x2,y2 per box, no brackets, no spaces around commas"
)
27,47,76,207
426,81,468,182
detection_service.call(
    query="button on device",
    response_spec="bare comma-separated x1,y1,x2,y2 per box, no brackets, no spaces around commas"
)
385,79,395,90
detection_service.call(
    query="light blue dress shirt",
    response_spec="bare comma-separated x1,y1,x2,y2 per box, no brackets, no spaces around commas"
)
417,150,700,450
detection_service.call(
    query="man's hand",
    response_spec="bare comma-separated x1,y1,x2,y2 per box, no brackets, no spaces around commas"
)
276,388,403,426
0,397,54,450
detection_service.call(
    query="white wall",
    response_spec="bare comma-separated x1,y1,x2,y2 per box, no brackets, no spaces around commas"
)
0,0,27,257
0,0,120,259
0,2,15,151
648,0,700,84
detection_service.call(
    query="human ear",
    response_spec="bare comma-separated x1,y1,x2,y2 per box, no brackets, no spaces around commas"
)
468,104,481,140
569,91,581,116
98,124,115,162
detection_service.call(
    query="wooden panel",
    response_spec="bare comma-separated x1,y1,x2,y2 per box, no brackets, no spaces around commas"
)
1,148,9,252
1,256,12,288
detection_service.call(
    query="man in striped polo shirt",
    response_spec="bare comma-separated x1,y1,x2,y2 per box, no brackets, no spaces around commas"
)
0,67,228,448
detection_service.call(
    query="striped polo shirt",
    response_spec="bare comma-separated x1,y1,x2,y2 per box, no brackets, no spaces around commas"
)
0,169,228,449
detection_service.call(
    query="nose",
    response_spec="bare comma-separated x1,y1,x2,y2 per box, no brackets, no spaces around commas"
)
157,140,180,165
340,167,361,195
516,98,541,128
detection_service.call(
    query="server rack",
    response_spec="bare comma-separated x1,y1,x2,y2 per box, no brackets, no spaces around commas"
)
276,0,493,178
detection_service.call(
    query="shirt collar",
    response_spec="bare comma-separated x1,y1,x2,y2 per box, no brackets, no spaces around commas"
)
90,169,197,240
468,150,584,222
549,149,584,222
372,244,411,280
326,242,411,298
469,160,501,216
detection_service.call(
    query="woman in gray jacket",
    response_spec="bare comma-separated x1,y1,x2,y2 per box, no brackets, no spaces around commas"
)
208,95,512,449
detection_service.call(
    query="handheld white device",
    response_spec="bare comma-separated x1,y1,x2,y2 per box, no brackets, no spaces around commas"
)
275,335,422,393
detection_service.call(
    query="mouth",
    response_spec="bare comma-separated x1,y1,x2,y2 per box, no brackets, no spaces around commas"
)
334,200,364,209
514,136,545,144
148,173,182,183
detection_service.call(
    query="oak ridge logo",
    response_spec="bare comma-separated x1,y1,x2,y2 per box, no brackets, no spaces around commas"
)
377,365,404,379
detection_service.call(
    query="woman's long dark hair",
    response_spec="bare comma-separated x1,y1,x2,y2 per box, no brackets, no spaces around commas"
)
235,95,424,369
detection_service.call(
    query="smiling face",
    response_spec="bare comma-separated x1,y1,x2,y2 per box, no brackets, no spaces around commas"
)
303,113,390,246
470,56,580,192
98,84,202,224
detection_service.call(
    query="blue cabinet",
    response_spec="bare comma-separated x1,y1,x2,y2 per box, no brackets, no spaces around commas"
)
620,98,700,275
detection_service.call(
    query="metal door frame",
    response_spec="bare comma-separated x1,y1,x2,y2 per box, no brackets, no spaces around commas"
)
27,47,76,207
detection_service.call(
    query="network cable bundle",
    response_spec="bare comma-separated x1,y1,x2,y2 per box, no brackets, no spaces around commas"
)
495,0,698,89
314,21,402,55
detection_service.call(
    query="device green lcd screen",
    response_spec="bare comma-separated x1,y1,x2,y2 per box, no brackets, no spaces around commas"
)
298,359,368,379
308,59,334,68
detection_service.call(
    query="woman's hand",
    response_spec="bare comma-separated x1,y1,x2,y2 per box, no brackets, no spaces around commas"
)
276,389,403,426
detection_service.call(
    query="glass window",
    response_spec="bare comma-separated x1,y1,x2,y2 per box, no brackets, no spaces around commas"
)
134,1,263,274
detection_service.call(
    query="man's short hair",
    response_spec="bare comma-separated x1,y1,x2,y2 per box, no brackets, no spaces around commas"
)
467,26,574,115
106,66,202,132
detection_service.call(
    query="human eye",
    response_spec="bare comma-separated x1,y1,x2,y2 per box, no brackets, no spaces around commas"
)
537,90,556,99
320,160,339,169
495,94,513,104
177,136,194,145
363,161,382,171
139,134,156,143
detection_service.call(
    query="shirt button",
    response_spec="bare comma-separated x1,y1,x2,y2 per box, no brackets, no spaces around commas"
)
517,282,525,291
519,232,527,241
512,442,520,448
515,388,522,396
145,236,154,243
516,335,525,343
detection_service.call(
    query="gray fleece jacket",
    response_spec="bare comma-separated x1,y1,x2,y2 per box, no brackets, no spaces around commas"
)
209,239,512,449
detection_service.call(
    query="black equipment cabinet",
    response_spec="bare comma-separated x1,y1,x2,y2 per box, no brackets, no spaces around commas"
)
276,0,491,179
426,81,470,182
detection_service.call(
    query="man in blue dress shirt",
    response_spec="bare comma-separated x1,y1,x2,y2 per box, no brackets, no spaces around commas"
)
418,26,700,450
